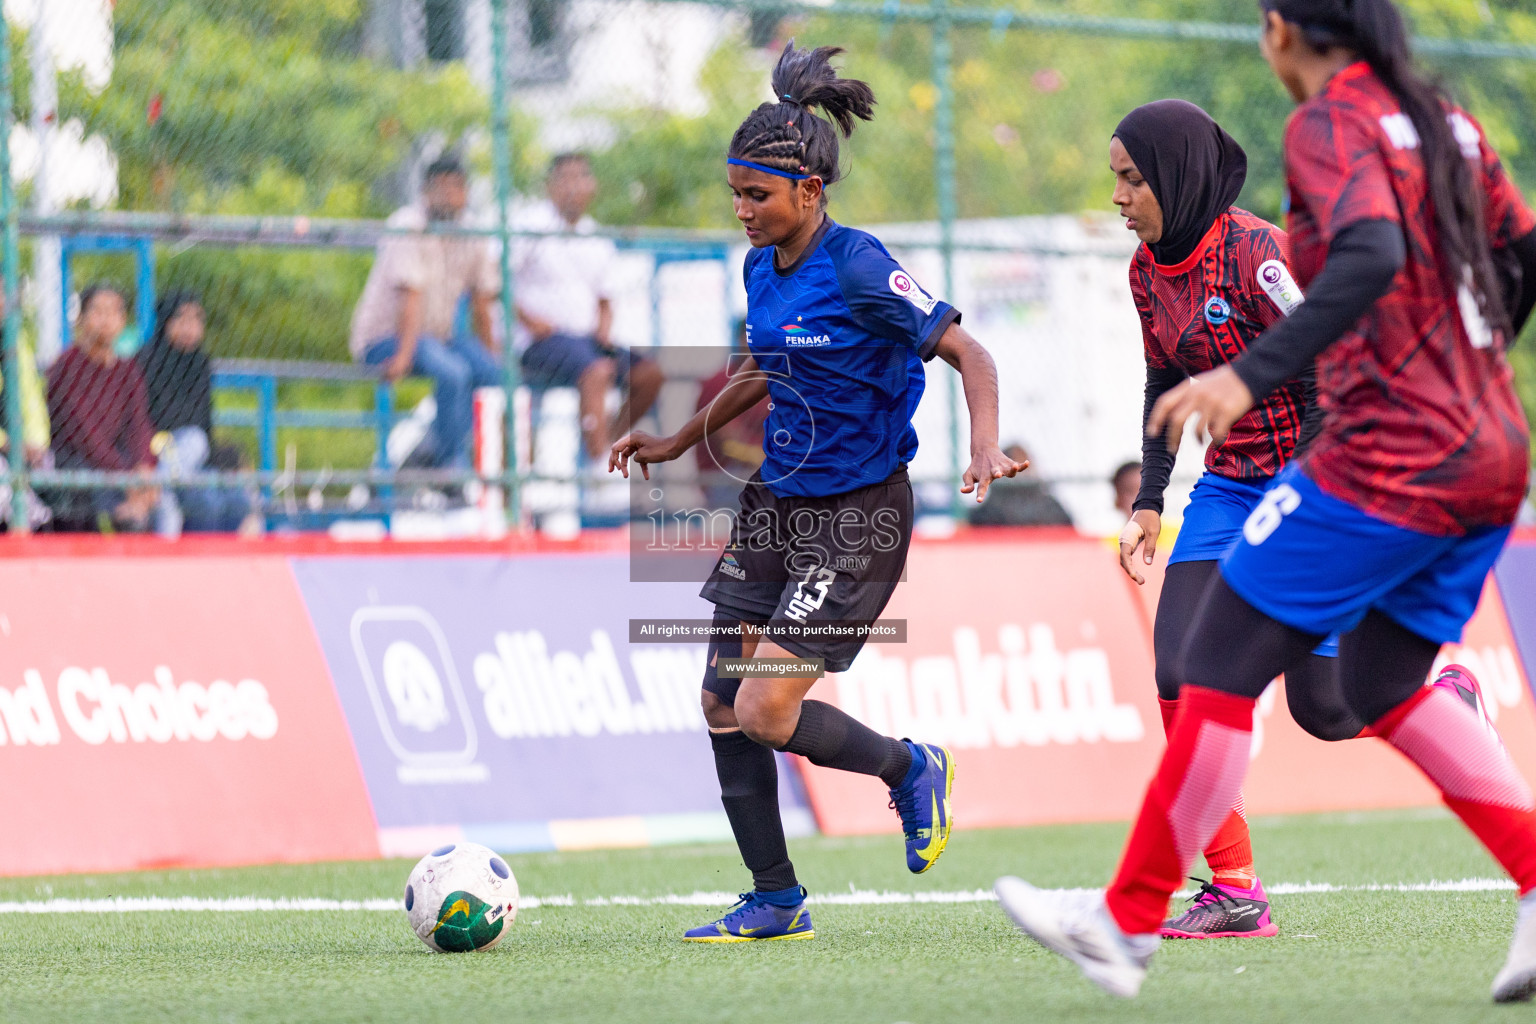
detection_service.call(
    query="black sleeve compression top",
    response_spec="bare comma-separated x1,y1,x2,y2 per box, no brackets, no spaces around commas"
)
1133,363,1188,515
1234,220,1536,401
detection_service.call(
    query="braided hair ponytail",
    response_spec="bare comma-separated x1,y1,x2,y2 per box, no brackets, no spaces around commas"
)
1262,0,1508,339
728,41,876,196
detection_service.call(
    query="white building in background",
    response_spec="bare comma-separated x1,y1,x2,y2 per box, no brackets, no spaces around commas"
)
10,121,117,210
480,0,740,153
7,0,117,206
9,0,117,366
375,0,743,153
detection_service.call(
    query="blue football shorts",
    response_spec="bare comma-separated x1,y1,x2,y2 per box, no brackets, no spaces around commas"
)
1170,471,1340,658
1219,463,1511,646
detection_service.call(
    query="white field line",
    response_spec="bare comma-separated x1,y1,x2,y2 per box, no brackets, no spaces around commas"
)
0,879,1516,914
1266,879,1515,895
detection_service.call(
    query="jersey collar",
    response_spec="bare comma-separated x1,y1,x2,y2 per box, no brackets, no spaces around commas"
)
773,216,833,278
1329,61,1373,93
1151,211,1229,277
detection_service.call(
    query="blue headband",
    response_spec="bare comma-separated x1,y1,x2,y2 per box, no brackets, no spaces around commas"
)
727,157,811,181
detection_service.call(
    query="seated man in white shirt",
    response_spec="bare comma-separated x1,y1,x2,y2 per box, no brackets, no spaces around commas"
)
350,155,502,469
515,153,662,460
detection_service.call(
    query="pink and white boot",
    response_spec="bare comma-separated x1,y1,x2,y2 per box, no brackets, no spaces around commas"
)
1160,877,1279,939
1432,663,1501,745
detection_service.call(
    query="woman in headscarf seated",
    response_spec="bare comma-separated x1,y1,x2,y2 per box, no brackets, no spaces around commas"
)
136,291,253,533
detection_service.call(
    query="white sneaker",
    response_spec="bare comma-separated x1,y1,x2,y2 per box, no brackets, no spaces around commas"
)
994,877,1158,999
1493,893,1536,1002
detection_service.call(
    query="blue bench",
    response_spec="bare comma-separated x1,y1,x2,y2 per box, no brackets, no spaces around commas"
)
211,358,398,474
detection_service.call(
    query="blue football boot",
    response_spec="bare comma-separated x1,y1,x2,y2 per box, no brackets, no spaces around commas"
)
888,740,955,873
683,889,814,942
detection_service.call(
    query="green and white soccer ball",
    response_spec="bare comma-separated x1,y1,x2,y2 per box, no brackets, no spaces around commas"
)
404,842,519,952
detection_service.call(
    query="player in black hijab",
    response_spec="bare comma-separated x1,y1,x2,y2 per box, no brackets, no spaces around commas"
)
1109,99,1365,940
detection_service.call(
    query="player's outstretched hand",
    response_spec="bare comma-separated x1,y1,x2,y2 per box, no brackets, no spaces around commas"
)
1117,509,1162,585
961,446,1029,503
1146,365,1255,454
609,431,680,480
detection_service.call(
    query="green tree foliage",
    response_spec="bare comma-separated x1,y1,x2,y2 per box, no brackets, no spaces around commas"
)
58,0,490,361
588,0,1536,438
592,0,1536,224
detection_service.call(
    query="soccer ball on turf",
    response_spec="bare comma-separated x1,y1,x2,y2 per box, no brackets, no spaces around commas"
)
404,842,519,952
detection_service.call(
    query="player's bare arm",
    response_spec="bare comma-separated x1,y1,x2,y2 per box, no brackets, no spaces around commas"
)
933,323,1027,502
609,357,769,478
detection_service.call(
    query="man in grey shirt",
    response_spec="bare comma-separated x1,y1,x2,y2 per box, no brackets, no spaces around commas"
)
350,156,501,469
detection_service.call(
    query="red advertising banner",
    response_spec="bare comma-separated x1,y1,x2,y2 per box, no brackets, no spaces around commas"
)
0,558,378,875
795,536,1536,835
1243,579,1536,814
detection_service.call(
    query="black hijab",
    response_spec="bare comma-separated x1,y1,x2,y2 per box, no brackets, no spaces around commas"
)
1113,100,1248,266
136,290,212,434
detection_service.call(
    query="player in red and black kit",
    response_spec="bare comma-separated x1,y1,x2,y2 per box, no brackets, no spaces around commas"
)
998,0,1536,1003
1111,99,1365,941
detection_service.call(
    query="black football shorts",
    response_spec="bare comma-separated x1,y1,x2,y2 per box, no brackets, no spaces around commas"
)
700,466,913,688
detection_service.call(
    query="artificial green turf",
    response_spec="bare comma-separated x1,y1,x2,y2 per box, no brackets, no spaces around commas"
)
0,809,1523,1023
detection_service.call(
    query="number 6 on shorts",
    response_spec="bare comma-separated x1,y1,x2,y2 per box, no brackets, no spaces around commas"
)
1243,483,1302,545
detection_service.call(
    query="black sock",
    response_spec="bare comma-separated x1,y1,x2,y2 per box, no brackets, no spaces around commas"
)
712,729,797,892
779,700,912,787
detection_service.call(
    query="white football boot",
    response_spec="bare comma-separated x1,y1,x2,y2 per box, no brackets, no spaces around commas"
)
995,877,1160,998
1493,892,1536,1003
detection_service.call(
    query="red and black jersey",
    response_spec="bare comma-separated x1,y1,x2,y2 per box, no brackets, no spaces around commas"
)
1285,62,1535,536
1131,208,1308,481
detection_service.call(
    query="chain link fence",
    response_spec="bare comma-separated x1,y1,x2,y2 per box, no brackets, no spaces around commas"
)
4,0,1535,538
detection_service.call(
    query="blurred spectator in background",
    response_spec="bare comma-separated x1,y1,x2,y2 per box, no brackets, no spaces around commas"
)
969,443,1073,527
0,283,50,467
1112,460,1141,520
46,284,157,532
137,291,252,532
0,280,53,531
694,322,767,509
351,155,502,469
515,152,662,460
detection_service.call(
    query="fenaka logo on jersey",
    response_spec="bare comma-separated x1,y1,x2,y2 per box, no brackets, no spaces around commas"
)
1257,260,1304,317
888,271,939,315
718,552,747,580
781,319,830,347
1203,296,1232,326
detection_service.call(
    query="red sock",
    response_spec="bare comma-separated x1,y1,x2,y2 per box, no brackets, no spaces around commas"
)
1108,687,1257,935
1378,687,1536,895
1158,696,1255,885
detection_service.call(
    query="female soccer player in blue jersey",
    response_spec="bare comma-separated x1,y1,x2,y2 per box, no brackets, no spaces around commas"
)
611,41,1024,943
1111,98,1366,941
998,0,1536,1002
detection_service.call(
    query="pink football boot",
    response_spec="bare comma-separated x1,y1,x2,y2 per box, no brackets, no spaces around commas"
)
1161,877,1279,939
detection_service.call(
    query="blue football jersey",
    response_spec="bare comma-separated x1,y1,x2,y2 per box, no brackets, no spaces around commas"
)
743,220,958,497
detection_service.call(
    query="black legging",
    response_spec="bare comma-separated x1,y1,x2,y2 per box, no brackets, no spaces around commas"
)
1174,571,1439,728
1155,560,1365,741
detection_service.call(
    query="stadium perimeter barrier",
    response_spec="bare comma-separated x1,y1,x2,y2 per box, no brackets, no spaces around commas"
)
0,529,1533,876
